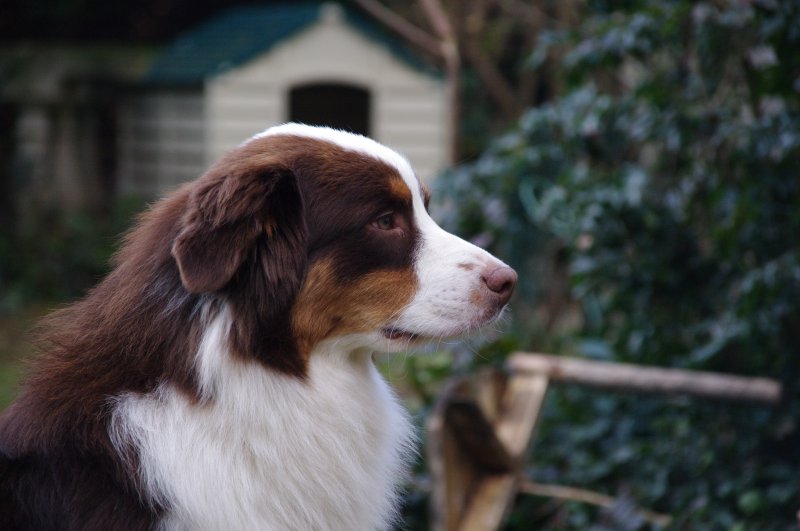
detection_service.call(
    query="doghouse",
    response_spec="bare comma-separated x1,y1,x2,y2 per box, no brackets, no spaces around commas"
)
117,1,450,197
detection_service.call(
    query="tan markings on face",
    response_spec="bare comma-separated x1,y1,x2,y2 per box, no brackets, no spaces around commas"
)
457,262,476,271
387,174,413,203
291,259,417,355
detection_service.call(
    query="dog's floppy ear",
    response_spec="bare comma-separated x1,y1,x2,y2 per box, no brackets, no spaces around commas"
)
173,155,309,376
172,159,307,298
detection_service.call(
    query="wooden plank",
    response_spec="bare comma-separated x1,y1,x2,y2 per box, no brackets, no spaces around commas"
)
458,475,517,531
428,377,477,531
428,370,537,531
495,372,549,458
509,353,782,404
456,373,549,531
445,399,512,472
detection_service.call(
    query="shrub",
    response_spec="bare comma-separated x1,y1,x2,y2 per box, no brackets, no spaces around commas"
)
435,0,800,527
0,197,146,313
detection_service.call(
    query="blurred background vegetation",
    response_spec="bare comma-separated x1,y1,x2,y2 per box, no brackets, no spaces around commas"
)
2,0,799,529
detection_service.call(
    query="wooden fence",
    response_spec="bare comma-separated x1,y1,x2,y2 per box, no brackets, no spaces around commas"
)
427,353,783,531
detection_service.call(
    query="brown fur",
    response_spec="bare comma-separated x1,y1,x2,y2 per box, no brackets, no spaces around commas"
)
292,259,417,354
0,133,424,529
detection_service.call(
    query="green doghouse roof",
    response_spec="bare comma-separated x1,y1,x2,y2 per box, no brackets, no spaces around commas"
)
146,1,439,86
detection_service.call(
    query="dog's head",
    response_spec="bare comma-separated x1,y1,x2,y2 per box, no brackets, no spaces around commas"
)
171,124,516,376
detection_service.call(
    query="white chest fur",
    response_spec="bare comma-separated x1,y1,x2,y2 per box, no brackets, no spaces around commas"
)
110,313,414,531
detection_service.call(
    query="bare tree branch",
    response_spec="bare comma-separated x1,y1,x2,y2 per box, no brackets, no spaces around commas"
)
459,0,523,119
519,480,673,528
417,0,462,163
419,0,456,44
498,0,546,26
352,0,559,159
351,0,443,58
462,31,523,119
511,1,544,108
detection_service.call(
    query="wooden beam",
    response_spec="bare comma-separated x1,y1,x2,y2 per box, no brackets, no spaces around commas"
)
455,372,549,531
428,375,487,531
427,370,549,531
445,398,513,472
509,353,782,404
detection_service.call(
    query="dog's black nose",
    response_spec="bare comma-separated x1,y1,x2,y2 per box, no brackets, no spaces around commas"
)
481,266,517,305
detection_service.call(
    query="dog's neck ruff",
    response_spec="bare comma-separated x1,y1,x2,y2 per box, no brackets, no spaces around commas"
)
111,307,415,531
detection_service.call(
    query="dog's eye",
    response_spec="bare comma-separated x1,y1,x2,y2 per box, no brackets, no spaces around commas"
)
372,213,396,231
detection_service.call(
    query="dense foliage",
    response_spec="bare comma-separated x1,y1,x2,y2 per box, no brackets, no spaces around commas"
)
435,0,800,528
0,199,144,313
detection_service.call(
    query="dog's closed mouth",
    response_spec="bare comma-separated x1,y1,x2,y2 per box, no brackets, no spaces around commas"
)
382,327,420,341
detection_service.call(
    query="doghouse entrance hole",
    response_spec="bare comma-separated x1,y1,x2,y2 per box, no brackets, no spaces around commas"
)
288,83,370,136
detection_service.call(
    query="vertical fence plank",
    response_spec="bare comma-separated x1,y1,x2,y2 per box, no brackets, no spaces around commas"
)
428,370,549,531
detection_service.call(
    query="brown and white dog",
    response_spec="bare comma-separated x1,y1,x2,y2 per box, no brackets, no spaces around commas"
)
0,124,516,530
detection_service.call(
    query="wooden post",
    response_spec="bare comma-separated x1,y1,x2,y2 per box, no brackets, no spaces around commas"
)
427,369,548,531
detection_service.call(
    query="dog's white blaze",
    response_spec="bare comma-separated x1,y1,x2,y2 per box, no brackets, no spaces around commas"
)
253,123,416,181
111,308,414,531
